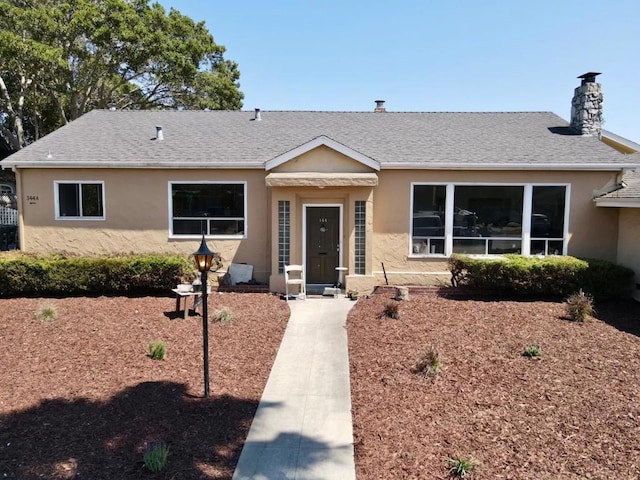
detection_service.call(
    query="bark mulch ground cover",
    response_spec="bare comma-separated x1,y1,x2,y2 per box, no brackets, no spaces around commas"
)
0,293,289,479
348,294,640,479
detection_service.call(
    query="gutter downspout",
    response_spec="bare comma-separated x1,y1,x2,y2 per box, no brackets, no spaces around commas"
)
12,167,25,251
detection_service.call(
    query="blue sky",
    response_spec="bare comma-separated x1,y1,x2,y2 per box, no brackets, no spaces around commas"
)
161,0,639,142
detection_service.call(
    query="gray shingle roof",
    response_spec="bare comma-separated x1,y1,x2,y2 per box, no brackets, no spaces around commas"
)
2,110,637,169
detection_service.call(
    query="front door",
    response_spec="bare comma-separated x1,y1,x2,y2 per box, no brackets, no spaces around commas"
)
306,206,340,284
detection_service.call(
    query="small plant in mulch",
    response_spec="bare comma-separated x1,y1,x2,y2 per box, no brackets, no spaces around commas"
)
522,344,542,358
35,303,58,321
143,440,169,472
148,341,166,360
347,289,359,300
565,289,594,322
381,301,400,319
447,455,478,477
212,306,233,323
411,347,442,377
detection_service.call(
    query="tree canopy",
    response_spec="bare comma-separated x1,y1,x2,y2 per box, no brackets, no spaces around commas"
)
0,0,243,151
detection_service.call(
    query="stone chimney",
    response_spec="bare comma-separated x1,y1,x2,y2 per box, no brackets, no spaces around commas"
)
374,100,386,113
570,72,603,136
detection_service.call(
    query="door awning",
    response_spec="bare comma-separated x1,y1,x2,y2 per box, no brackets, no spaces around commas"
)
265,172,378,187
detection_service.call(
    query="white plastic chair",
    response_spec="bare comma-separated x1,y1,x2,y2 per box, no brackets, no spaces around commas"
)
284,264,306,300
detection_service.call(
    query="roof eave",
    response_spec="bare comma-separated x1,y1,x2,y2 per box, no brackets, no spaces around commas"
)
383,162,639,171
1,161,266,169
3,161,637,171
595,197,640,207
265,135,381,171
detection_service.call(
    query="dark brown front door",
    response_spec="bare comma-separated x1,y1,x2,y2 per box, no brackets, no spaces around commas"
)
306,206,340,284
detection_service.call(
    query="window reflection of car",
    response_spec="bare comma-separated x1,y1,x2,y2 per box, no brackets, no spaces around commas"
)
454,208,478,236
532,213,551,237
412,213,444,237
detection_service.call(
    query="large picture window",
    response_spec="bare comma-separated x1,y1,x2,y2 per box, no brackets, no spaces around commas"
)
170,182,246,237
55,181,104,220
453,185,523,254
411,183,568,256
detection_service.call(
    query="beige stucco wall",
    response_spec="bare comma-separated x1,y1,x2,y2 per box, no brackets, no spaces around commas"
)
371,169,621,288
268,185,374,293
18,168,272,283
617,208,640,301
15,159,623,295
269,145,377,293
273,145,374,174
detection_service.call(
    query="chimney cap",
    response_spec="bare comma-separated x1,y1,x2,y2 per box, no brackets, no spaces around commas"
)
577,72,601,83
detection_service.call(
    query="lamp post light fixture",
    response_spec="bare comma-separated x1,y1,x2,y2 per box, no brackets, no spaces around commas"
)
193,235,216,398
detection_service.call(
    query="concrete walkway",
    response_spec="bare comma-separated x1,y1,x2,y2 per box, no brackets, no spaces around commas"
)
232,296,357,480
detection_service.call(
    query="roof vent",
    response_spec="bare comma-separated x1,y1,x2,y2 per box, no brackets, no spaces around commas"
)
254,108,262,121
155,125,163,141
374,100,386,113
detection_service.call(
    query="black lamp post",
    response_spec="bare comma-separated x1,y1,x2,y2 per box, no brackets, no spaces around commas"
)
193,235,216,398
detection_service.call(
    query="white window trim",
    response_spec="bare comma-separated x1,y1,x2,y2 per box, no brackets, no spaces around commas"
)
168,181,248,239
410,182,570,258
54,180,106,221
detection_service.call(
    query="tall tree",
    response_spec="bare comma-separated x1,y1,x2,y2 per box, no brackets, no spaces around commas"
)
0,0,243,151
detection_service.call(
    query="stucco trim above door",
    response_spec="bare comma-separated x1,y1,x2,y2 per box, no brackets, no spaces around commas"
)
265,172,378,187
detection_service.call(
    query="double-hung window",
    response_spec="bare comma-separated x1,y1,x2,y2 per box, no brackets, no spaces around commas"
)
411,183,568,256
170,182,246,237
55,181,105,220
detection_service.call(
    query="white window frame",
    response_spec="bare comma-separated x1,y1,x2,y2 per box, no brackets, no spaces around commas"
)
168,181,248,239
410,182,570,257
54,181,106,221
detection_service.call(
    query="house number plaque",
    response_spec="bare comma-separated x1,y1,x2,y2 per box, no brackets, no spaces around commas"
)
26,195,39,204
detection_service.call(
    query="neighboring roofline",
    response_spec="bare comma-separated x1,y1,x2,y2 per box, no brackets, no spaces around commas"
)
3,161,638,171
601,129,640,152
265,135,381,171
595,197,640,208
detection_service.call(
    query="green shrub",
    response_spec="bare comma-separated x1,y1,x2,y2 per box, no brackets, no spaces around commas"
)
412,347,442,377
0,253,195,297
212,306,233,323
36,303,58,321
149,341,166,360
447,456,478,477
381,301,400,319
565,289,594,322
143,440,169,472
522,344,541,358
448,254,633,299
